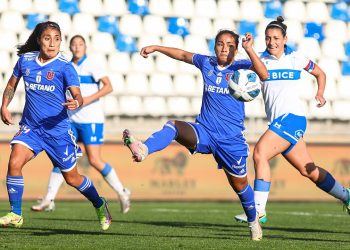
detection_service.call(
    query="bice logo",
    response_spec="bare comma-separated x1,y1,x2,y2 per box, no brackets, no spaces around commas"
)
46,70,55,80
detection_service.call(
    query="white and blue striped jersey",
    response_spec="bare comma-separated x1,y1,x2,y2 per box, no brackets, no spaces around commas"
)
68,55,106,123
13,51,80,137
193,54,251,138
259,46,315,122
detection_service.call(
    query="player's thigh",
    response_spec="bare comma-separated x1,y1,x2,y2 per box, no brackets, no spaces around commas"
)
8,144,35,173
174,120,197,149
254,130,290,160
283,139,316,173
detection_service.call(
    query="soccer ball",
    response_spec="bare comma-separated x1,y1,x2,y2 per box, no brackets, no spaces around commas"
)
228,69,261,102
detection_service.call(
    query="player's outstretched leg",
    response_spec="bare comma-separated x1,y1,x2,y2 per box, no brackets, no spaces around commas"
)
123,129,148,162
344,187,350,214
95,197,112,231
234,212,267,224
0,212,23,228
248,213,263,241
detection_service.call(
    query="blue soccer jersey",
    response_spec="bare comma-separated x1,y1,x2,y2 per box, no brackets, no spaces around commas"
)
13,52,80,137
193,54,252,138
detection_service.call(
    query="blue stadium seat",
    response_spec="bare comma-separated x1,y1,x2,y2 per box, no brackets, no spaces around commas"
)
208,39,215,56
344,42,350,57
341,60,350,75
27,13,47,30
128,0,149,16
286,42,297,51
58,0,80,15
98,16,119,35
238,21,257,37
330,2,350,22
168,17,190,37
115,34,138,53
264,0,283,19
304,22,325,42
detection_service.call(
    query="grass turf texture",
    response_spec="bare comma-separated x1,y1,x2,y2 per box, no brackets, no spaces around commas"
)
0,201,349,249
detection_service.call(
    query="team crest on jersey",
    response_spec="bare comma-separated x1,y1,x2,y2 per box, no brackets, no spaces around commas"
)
225,73,233,81
208,70,213,76
46,71,55,80
25,68,30,76
36,71,42,83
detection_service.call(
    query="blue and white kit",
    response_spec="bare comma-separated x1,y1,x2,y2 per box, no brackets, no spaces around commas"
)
68,55,107,145
11,51,80,171
259,46,316,154
189,53,252,177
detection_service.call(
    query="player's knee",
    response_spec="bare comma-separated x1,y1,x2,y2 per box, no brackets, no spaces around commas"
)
8,158,24,172
64,173,80,187
299,163,317,179
88,156,99,167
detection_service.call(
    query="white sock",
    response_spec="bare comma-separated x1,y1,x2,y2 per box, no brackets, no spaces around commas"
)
45,171,64,201
104,168,124,195
254,191,269,215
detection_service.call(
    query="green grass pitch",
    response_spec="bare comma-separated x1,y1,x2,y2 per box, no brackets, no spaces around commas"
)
0,201,349,249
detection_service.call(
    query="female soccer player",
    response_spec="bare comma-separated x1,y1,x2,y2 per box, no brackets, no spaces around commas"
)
0,21,111,230
235,16,350,224
31,35,131,214
123,30,268,240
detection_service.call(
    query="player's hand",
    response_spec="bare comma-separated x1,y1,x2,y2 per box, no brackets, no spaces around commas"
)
242,33,254,52
315,95,326,107
1,107,14,125
140,46,156,58
63,98,80,110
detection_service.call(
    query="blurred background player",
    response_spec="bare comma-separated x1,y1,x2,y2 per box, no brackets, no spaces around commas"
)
31,35,131,214
235,16,350,224
0,21,111,230
123,30,268,240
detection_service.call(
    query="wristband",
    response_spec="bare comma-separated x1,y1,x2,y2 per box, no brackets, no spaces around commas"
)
74,99,80,108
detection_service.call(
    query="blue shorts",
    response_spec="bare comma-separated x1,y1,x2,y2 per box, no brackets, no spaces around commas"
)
11,125,80,172
269,113,307,155
188,122,249,177
71,123,104,145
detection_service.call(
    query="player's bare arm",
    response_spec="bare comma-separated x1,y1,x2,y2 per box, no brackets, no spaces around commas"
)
140,45,194,64
83,76,113,106
1,75,20,125
64,86,83,110
310,64,326,107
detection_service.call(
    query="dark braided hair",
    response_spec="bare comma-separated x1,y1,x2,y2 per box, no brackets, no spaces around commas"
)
17,21,61,56
215,29,239,49
265,16,287,37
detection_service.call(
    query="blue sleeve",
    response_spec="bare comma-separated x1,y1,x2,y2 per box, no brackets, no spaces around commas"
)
192,54,207,69
239,59,252,69
63,63,80,88
12,56,23,79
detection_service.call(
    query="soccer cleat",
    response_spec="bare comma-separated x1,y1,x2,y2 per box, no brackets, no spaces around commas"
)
119,188,131,214
343,187,350,214
122,129,148,162
248,216,263,241
31,199,55,212
234,212,267,224
0,212,23,228
95,197,112,231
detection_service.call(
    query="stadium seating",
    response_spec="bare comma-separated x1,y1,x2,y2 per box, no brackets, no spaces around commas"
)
33,0,57,15
143,97,168,117
58,0,80,15
148,0,172,17
103,0,128,16
115,34,138,53
173,0,194,18
128,0,149,16
98,16,119,35
168,17,190,37
27,14,47,30
330,1,349,22
264,0,283,19
304,22,325,42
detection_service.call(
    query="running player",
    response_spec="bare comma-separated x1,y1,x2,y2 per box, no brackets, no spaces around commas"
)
234,16,350,224
31,35,131,214
123,30,268,241
0,21,111,230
